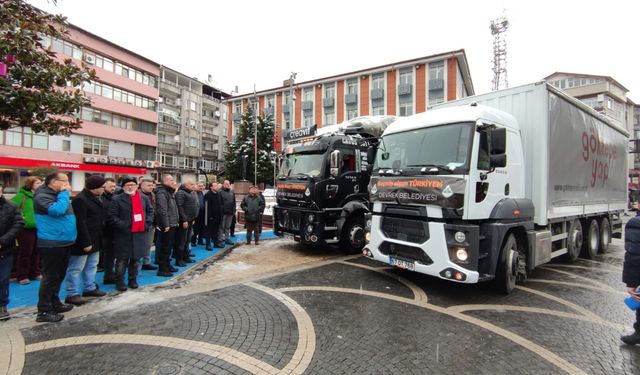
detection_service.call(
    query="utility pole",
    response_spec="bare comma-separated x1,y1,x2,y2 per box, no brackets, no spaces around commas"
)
253,84,258,186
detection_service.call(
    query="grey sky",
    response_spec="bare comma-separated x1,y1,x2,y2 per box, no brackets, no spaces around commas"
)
31,0,640,102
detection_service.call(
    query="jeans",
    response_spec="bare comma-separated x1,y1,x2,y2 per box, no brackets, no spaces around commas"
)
142,227,155,265
16,229,40,280
0,254,12,307
65,252,99,297
38,246,71,313
220,214,234,242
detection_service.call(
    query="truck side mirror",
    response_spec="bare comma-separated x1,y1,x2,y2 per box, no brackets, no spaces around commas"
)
490,127,506,155
330,150,340,177
490,154,507,168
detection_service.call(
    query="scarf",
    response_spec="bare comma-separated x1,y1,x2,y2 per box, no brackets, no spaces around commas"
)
130,190,145,233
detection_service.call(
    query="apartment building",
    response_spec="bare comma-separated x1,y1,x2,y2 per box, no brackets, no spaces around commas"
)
157,67,229,182
225,49,474,152
0,24,159,192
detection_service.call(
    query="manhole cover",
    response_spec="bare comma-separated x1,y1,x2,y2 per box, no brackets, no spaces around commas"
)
156,364,181,375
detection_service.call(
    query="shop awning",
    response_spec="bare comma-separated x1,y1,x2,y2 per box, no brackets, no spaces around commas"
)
0,156,147,175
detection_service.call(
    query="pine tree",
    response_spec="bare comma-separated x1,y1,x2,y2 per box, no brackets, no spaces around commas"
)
223,106,276,185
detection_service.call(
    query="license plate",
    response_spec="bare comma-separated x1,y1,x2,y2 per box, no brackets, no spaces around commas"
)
283,232,295,241
389,256,415,271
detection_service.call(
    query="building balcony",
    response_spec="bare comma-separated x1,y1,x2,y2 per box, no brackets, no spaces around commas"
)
158,122,180,134
202,116,218,125
302,101,313,111
202,134,219,143
370,88,384,100
323,97,334,108
345,93,357,105
202,149,219,159
158,141,179,153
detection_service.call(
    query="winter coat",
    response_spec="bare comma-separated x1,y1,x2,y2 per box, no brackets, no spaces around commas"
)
220,188,236,215
34,186,76,248
11,187,36,229
0,195,24,256
175,185,199,222
109,192,154,260
102,191,115,245
71,189,103,256
241,195,265,223
624,214,640,287
155,185,179,228
204,190,223,224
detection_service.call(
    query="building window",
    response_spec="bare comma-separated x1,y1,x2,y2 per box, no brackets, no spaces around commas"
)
429,61,445,80
324,84,335,98
399,69,413,85
134,145,155,160
83,137,109,155
324,112,335,125
428,61,445,106
303,88,313,102
303,113,313,127
372,106,385,116
347,108,358,120
347,79,358,95
372,74,384,90
189,100,198,112
82,82,156,110
189,137,198,147
399,101,413,117
2,127,48,149
62,139,71,151
188,119,198,129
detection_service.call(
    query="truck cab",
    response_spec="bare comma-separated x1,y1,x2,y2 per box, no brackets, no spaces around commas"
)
274,116,395,252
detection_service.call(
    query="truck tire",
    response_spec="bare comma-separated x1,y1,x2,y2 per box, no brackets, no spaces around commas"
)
565,219,582,262
496,234,519,294
599,217,611,254
581,219,599,259
340,216,366,254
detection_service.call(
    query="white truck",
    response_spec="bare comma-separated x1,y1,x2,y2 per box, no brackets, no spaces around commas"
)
363,82,628,293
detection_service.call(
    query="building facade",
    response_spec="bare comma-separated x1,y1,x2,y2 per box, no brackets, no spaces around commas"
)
156,67,228,182
545,72,637,192
225,50,474,152
0,25,160,192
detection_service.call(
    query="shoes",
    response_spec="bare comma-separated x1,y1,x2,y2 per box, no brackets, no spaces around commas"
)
65,295,86,306
255,241,259,245
53,303,74,313
157,270,173,277
0,306,9,321
621,331,640,345
197,241,205,245
141,264,158,271
36,311,64,323
190,242,197,247
33,275,43,280
175,261,186,267
116,281,127,292
103,276,116,285
183,258,195,263
205,245,213,251
19,279,30,285
215,243,225,248
96,266,105,273
128,279,139,289
225,239,234,245
82,289,106,297
246,241,251,245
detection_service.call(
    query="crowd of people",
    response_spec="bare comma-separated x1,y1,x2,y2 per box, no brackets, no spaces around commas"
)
0,172,265,324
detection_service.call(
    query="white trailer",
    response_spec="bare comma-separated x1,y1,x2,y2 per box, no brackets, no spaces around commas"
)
363,82,628,293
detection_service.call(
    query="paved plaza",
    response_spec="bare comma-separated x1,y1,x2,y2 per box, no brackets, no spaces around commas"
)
1,234,639,374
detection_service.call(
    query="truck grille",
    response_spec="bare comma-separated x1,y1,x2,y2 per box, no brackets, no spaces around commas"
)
277,209,301,232
379,241,433,265
381,217,429,243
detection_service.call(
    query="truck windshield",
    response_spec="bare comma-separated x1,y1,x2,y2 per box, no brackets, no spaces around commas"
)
374,122,474,174
279,153,324,178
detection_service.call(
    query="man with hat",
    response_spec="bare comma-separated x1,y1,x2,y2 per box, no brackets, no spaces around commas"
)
109,176,154,291
64,175,107,305
240,186,265,245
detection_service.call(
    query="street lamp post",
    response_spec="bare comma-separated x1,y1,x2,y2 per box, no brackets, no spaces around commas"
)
253,84,258,186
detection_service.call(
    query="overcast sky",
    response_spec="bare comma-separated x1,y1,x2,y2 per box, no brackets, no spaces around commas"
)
31,0,640,102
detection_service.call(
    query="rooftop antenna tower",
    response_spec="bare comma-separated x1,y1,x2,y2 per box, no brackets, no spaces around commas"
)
490,13,509,91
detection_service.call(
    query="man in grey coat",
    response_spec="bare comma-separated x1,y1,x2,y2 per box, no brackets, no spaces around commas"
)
219,180,236,245
174,179,198,266
154,175,179,277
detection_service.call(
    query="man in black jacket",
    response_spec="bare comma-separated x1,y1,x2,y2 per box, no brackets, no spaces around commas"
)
204,182,224,250
622,213,640,345
154,175,179,276
174,179,198,266
101,178,117,284
219,180,236,245
191,181,206,246
64,175,107,306
0,183,24,321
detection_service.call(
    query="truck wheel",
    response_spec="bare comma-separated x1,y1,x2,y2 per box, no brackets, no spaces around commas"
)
496,234,519,294
581,219,599,259
599,217,611,254
340,216,366,254
565,219,583,262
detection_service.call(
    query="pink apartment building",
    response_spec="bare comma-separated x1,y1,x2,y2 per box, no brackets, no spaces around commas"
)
0,24,159,192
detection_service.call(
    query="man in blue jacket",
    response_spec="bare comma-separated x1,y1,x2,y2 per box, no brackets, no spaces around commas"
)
623,212,640,345
34,172,77,323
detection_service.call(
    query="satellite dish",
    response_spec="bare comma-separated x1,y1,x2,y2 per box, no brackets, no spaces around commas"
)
214,111,221,118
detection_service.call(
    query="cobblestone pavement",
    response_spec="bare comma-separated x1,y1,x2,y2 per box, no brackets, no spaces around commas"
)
2,234,640,374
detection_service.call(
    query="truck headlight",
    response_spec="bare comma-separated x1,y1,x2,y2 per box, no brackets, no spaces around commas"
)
307,213,315,223
307,224,314,233
448,246,469,264
454,231,466,243
455,248,468,262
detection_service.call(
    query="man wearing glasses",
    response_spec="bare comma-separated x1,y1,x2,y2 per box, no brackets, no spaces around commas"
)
34,172,77,323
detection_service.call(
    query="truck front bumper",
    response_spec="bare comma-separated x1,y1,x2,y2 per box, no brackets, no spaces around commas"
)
273,206,334,245
366,217,480,284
